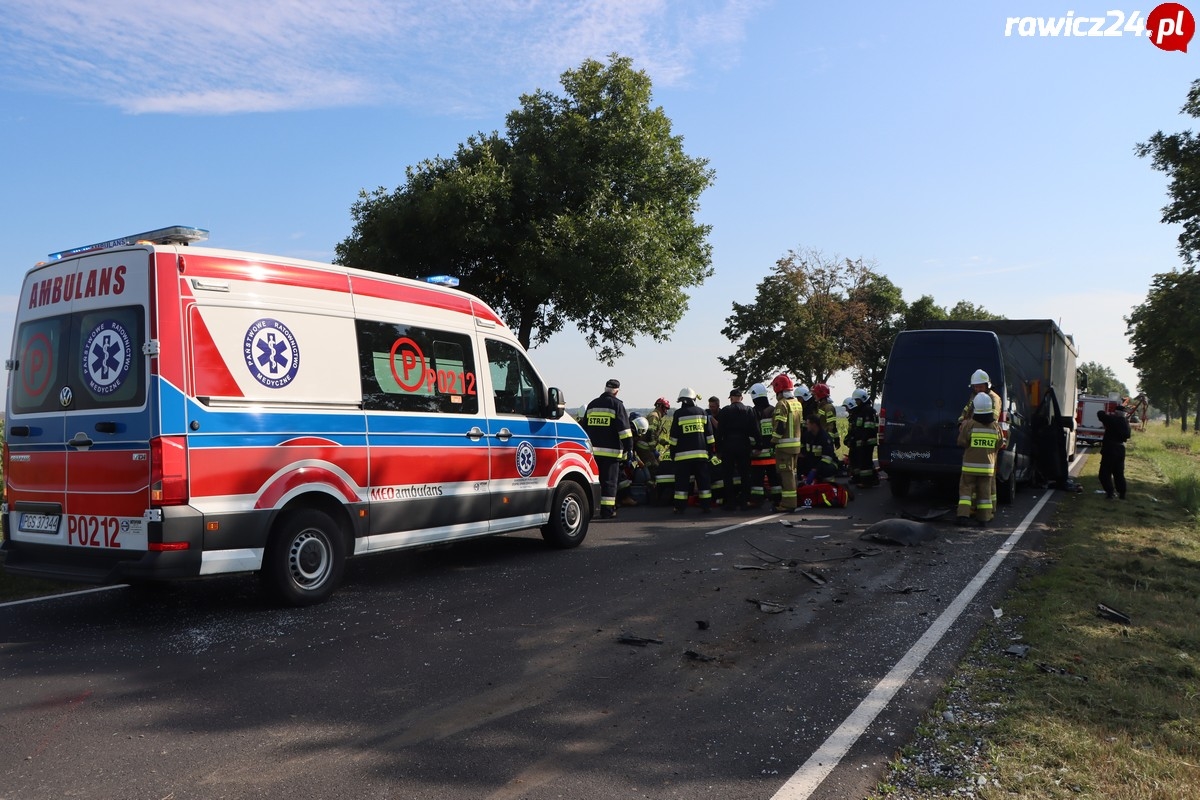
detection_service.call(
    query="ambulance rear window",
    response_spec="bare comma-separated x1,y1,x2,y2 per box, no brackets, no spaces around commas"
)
10,306,146,414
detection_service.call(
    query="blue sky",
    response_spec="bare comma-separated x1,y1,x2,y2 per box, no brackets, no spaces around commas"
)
1,0,1194,409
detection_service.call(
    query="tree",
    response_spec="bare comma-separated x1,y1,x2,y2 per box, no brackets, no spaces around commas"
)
902,295,946,331
1077,361,1129,399
1137,79,1200,264
844,271,905,401
720,250,902,392
1125,268,1200,431
335,54,714,364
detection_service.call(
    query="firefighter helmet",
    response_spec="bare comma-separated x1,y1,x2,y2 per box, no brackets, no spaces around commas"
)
972,392,993,414
677,387,698,402
813,383,831,400
852,388,869,404
770,374,794,394
970,369,990,386
749,382,769,401
655,396,671,409
632,416,649,435
842,397,855,412
796,384,812,401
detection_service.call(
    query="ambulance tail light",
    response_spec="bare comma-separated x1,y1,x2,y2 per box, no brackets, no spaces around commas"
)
877,407,886,445
150,436,189,505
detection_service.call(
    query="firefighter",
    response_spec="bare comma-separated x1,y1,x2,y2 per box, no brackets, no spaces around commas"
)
797,384,816,419
647,397,675,503
669,388,716,513
582,378,633,519
959,369,1005,504
770,374,805,512
812,383,840,449
846,388,880,487
717,388,756,510
747,382,781,509
800,414,839,484
956,392,1002,527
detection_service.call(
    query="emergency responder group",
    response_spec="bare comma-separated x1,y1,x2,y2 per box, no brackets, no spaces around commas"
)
581,375,881,516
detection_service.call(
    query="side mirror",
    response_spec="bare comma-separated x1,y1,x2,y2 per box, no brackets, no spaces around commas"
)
547,387,566,420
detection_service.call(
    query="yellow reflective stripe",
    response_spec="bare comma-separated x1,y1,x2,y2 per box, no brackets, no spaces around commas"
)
962,465,994,475
970,433,999,448
593,447,625,458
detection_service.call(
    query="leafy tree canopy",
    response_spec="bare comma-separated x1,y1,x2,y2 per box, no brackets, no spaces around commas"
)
1137,79,1200,264
335,54,714,364
1125,267,1200,431
1077,360,1130,399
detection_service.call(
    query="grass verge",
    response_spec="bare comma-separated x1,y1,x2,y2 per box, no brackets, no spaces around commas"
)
876,424,1200,799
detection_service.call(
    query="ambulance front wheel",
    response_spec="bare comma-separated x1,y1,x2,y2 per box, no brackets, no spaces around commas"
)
541,482,589,549
262,509,346,606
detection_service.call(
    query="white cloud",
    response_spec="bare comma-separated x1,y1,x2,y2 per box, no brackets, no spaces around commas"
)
0,0,761,115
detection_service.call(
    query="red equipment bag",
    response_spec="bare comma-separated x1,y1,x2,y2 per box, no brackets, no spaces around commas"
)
797,483,849,509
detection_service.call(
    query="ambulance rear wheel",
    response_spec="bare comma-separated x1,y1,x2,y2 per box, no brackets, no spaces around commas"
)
262,509,346,606
541,482,589,549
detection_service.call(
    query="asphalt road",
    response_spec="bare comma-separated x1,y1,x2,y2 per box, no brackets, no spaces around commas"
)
0,472,1067,800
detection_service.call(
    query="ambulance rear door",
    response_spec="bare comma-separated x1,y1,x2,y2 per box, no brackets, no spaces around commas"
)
6,248,153,556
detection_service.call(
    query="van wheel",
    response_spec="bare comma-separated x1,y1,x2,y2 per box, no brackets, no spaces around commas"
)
996,470,1016,504
261,509,345,606
541,482,589,549
888,472,911,499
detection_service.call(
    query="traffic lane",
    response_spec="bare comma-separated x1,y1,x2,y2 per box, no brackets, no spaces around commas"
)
0,482,1050,799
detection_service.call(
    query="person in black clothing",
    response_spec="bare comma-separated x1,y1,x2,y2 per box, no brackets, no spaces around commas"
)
800,415,838,484
1097,404,1131,500
583,378,633,518
717,388,757,510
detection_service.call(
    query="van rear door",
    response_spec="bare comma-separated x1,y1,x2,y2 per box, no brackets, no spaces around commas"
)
6,249,152,559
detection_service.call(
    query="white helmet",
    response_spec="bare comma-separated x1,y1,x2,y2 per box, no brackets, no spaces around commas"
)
749,382,769,401
970,369,990,386
677,387,698,401
842,397,855,412
972,392,993,413
632,416,649,435
851,388,869,404
796,384,813,401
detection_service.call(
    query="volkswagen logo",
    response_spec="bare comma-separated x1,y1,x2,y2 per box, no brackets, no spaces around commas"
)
59,386,73,408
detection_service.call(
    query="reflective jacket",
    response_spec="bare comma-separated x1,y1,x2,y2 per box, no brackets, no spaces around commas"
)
847,402,878,448
583,393,632,460
669,403,716,461
957,417,1002,476
750,401,776,465
771,397,805,454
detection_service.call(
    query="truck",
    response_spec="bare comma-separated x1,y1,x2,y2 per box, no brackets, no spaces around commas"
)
1076,393,1123,446
878,319,1080,502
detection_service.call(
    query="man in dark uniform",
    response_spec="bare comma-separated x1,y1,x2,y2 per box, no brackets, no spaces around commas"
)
717,388,757,510
582,379,633,518
1097,404,1131,500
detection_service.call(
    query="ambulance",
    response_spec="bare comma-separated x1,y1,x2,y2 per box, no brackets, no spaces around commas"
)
2,226,600,605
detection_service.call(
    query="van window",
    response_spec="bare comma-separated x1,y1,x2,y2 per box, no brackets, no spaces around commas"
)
356,320,480,414
485,339,544,416
10,306,146,414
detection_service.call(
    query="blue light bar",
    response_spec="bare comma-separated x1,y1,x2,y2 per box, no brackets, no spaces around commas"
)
424,275,460,287
49,225,210,259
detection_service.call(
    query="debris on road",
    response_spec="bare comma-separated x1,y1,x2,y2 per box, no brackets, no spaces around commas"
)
695,620,710,630
1004,644,1031,658
616,633,664,646
1037,662,1088,681
746,598,787,614
859,518,937,546
733,564,769,570
1096,603,1132,625
798,569,827,586
684,649,716,662
885,584,928,594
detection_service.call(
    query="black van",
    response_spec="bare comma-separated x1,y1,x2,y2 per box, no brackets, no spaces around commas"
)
878,329,1031,502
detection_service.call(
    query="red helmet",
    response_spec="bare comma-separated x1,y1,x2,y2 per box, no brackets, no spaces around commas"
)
655,397,671,409
770,374,794,393
812,383,831,400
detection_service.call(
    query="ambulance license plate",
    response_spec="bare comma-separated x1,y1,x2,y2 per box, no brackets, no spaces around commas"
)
19,513,62,533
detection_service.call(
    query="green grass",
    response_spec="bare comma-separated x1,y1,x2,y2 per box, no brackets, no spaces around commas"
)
880,423,1200,799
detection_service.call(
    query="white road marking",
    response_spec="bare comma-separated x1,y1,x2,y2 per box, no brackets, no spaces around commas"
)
0,584,127,609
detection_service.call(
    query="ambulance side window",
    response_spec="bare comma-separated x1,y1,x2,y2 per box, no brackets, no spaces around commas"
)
485,339,544,417
356,320,479,414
